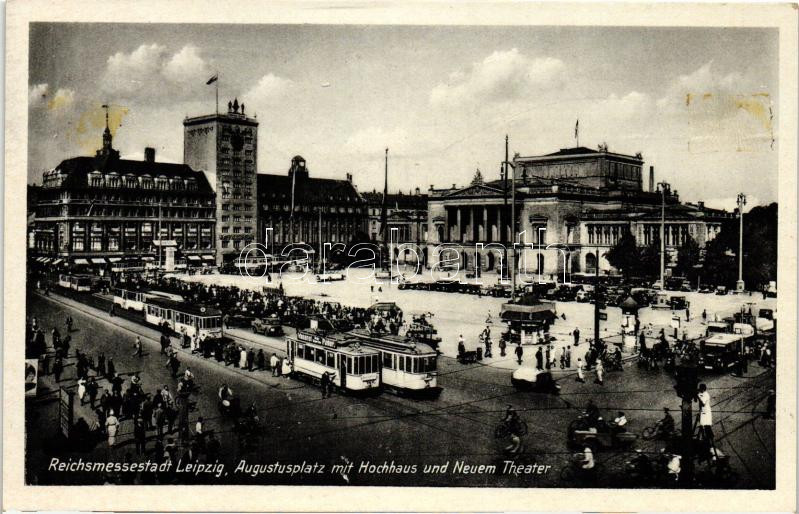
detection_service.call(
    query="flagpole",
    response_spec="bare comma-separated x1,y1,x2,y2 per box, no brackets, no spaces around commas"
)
215,72,219,115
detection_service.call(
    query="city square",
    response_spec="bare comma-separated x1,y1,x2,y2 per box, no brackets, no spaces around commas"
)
21,20,781,492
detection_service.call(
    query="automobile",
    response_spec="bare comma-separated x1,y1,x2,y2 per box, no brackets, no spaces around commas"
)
511,368,560,394
759,308,774,321
251,317,284,337
698,334,742,371
669,296,689,310
698,286,714,294
715,286,728,295
651,280,663,290
226,313,255,328
567,421,639,451
575,289,593,302
680,280,693,292
765,281,777,298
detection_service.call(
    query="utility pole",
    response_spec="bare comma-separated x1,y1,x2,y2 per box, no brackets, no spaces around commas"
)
380,148,389,274
675,357,698,486
502,137,509,282
594,246,601,346
507,135,518,299
657,181,670,289
736,192,747,292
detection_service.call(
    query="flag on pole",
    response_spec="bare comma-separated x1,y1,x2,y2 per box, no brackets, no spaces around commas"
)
575,119,579,139
206,74,218,85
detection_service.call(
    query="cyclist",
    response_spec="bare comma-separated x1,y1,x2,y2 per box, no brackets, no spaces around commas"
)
656,407,675,438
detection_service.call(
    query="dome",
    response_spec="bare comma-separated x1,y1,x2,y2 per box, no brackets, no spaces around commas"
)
620,295,639,312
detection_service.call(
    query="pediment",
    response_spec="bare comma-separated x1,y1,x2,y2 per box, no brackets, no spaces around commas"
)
444,184,504,198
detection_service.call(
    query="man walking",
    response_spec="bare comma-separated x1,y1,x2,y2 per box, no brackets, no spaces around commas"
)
565,346,572,368
270,353,279,377
320,371,330,399
545,345,551,370
576,358,585,383
515,344,523,365
133,336,143,358
573,327,580,347
535,347,543,371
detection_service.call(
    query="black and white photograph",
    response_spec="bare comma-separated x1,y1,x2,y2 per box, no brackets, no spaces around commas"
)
5,1,798,511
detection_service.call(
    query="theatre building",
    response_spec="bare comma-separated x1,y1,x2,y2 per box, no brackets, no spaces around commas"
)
256,155,368,253
426,145,731,278
30,124,217,270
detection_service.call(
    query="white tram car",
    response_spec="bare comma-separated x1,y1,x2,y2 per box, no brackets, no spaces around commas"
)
144,297,223,340
286,330,381,393
113,288,184,312
349,329,441,397
58,274,93,292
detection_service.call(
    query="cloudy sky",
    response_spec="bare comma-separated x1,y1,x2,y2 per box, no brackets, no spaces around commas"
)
29,23,778,210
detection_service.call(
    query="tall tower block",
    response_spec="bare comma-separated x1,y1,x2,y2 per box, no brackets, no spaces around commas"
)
184,98,258,265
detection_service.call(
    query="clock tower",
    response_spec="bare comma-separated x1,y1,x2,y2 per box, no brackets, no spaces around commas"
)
184,98,258,265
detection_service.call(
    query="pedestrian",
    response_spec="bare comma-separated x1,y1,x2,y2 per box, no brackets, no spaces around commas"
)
697,383,713,442
498,338,507,357
282,356,290,377
457,335,466,358
154,404,166,439
594,359,604,385
565,346,572,368
576,358,585,383
53,356,63,382
205,431,220,463
106,357,116,379
545,345,551,370
702,309,707,321
270,353,279,377
105,409,120,447
559,347,566,369
195,416,205,444
77,377,87,405
535,347,543,371
97,353,106,377
573,327,580,347
133,336,143,357
239,346,248,369
686,307,690,321
321,371,330,399
515,344,523,365
134,416,147,455
87,376,99,408
256,349,265,371
247,348,255,372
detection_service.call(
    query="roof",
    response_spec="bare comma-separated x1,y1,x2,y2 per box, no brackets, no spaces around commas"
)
257,172,364,204
362,190,428,209
49,155,214,193
348,329,436,355
546,146,600,156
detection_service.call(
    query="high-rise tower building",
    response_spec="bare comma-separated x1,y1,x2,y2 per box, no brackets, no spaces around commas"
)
183,98,258,265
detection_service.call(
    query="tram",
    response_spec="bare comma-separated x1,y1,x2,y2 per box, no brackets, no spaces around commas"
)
144,297,223,340
348,328,441,397
113,288,185,312
57,274,93,292
286,328,381,394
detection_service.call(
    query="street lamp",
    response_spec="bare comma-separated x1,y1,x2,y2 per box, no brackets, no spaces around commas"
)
656,181,671,290
736,192,746,292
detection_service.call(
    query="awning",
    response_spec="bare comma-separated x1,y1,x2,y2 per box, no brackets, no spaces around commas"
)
74,258,89,265
108,257,122,263
187,255,201,261
52,259,63,265
41,258,52,264
153,240,177,247
91,258,107,264
141,256,155,262
202,255,215,261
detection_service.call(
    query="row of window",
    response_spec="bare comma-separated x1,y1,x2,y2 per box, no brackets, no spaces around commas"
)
221,226,253,234
381,352,437,373
220,215,253,223
221,203,254,212
220,239,253,249
88,172,199,191
295,343,380,375
262,204,363,214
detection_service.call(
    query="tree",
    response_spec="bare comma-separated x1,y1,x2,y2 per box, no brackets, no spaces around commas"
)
674,235,701,282
638,239,662,279
605,230,641,279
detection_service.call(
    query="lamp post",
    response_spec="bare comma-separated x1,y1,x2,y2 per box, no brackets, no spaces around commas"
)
657,181,671,290
736,192,746,292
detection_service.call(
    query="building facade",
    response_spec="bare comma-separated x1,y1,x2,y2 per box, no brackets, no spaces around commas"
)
184,99,258,265
362,189,428,264
31,125,217,269
426,145,731,279
257,156,368,255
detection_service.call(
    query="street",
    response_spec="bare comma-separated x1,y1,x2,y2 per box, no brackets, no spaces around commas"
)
26,286,775,487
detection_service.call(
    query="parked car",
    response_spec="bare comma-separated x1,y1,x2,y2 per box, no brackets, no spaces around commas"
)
715,286,728,295
251,317,284,337
226,313,255,328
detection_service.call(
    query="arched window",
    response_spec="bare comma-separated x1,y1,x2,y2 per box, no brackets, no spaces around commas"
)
89,171,103,188
585,252,597,272
125,173,137,188
106,172,120,188
140,174,153,189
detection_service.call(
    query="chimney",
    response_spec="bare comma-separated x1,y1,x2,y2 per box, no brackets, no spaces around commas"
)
145,147,156,163
452,183,456,189
648,166,654,192
346,173,352,182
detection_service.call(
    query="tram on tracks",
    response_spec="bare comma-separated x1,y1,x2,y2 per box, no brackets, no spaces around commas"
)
57,274,94,292
144,297,223,340
286,327,381,394
348,328,441,398
113,288,184,312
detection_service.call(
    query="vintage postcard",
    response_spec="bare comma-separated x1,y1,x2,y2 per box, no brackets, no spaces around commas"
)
4,1,797,512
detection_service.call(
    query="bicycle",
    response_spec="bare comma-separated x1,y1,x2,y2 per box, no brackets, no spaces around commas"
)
494,418,529,439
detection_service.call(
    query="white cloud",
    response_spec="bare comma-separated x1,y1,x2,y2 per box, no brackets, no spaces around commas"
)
244,73,293,106
100,44,213,101
163,45,210,84
430,49,565,107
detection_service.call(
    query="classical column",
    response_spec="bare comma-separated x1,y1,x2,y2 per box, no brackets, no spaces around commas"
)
483,206,489,242
456,207,462,243
469,207,475,243
497,206,503,243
